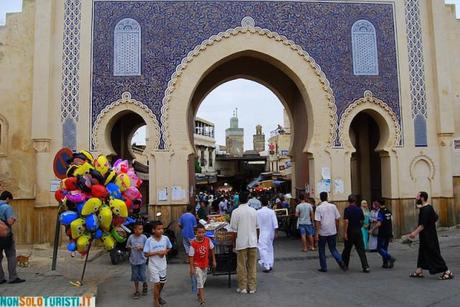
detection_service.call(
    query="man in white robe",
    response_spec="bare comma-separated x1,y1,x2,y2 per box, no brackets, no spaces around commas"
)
257,198,278,272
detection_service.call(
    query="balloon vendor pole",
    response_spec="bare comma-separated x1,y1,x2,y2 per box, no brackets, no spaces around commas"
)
51,203,63,271
79,240,92,285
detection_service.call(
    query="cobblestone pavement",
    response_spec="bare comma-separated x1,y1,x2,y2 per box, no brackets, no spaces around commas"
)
96,228,460,307
1,229,459,306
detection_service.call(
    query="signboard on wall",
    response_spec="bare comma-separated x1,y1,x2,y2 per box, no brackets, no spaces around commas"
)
454,139,460,151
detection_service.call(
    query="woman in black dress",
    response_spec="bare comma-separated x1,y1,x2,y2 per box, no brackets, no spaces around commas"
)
407,192,453,280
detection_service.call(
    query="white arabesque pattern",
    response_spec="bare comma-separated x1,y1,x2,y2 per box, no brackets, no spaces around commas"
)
352,20,379,76
114,18,141,76
60,0,82,122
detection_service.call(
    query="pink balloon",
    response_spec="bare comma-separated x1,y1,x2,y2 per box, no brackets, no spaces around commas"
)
124,187,141,200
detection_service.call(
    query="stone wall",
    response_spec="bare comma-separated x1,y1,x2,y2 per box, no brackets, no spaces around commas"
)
0,0,36,199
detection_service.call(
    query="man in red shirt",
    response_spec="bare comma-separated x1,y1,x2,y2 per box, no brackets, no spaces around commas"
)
189,224,216,306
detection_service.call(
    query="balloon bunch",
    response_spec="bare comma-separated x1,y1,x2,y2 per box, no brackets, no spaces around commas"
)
55,150,143,255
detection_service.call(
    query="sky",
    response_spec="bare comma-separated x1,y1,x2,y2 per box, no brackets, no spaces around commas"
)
196,79,284,149
0,0,22,25
132,79,285,149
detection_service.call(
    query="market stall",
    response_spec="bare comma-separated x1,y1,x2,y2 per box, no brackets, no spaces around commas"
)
203,215,236,288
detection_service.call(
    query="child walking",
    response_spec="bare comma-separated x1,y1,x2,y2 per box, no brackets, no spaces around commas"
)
189,224,216,306
144,221,172,307
126,222,148,299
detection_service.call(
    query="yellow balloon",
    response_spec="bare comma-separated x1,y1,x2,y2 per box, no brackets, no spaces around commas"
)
76,234,91,253
94,155,110,176
73,162,94,177
115,173,131,192
70,218,86,239
101,233,115,251
81,198,102,216
79,150,94,163
104,170,117,186
110,199,128,218
98,205,113,232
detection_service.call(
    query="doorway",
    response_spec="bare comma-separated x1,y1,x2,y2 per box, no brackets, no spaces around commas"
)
350,112,382,203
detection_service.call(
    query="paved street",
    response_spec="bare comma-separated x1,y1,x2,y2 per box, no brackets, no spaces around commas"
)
96,229,460,307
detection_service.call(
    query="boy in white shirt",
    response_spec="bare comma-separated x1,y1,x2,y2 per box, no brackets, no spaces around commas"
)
143,221,172,307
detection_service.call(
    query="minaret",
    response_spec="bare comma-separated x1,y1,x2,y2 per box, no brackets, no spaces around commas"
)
253,124,265,152
225,108,244,157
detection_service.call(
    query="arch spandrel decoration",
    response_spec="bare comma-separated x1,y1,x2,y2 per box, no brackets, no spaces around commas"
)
339,90,401,151
92,92,161,153
160,19,338,151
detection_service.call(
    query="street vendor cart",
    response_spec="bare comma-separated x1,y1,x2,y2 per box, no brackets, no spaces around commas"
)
204,216,237,288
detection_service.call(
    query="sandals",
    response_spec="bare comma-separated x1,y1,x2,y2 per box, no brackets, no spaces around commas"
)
132,291,140,299
409,271,424,278
439,271,454,280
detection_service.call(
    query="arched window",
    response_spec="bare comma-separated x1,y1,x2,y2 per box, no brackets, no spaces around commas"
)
114,18,141,76
352,20,379,76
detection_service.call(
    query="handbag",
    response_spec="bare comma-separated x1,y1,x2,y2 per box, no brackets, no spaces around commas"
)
0,219,13,249
370,222,379,236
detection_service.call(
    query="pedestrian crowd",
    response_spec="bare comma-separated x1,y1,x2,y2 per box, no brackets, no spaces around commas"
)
0,189,454,307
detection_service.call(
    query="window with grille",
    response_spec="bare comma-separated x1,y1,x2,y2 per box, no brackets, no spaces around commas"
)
114,18,141,76
352,20,379,76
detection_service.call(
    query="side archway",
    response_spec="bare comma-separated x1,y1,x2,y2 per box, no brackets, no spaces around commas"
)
92,92,161,155
339,91,401,153
339,91,401,201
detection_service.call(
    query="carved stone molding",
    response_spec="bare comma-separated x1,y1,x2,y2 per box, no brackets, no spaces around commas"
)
409,154,435,181
92,92,161,150
0,113,8,156
32,138,51,153
160,17,338,150
338,90,401,148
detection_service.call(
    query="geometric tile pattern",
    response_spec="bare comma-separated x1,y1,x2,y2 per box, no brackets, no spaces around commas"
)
405,0,428,146
60,0,82,122
91,1,400,149
114,18,141,76
352,20,379,76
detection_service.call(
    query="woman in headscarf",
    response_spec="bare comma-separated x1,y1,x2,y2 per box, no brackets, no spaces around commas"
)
360,200,371,251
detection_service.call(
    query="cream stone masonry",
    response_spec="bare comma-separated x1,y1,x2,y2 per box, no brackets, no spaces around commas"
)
0,0,459,243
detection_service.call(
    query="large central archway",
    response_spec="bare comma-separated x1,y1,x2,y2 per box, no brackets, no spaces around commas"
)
188,53,309,194
161,26,337,202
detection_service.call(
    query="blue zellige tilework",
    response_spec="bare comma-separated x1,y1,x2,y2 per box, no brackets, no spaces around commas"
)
92,1,400,149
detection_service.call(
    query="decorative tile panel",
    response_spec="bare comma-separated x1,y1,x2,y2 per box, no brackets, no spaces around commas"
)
352,20,379,76
91,1,400,149
114,18,141,76
405,0,427,146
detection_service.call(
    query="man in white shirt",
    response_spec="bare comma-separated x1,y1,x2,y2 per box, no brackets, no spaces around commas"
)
230,193,258,294
248,193,262,210
314,192,346,273
218,197,228,214
257,197,278,273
